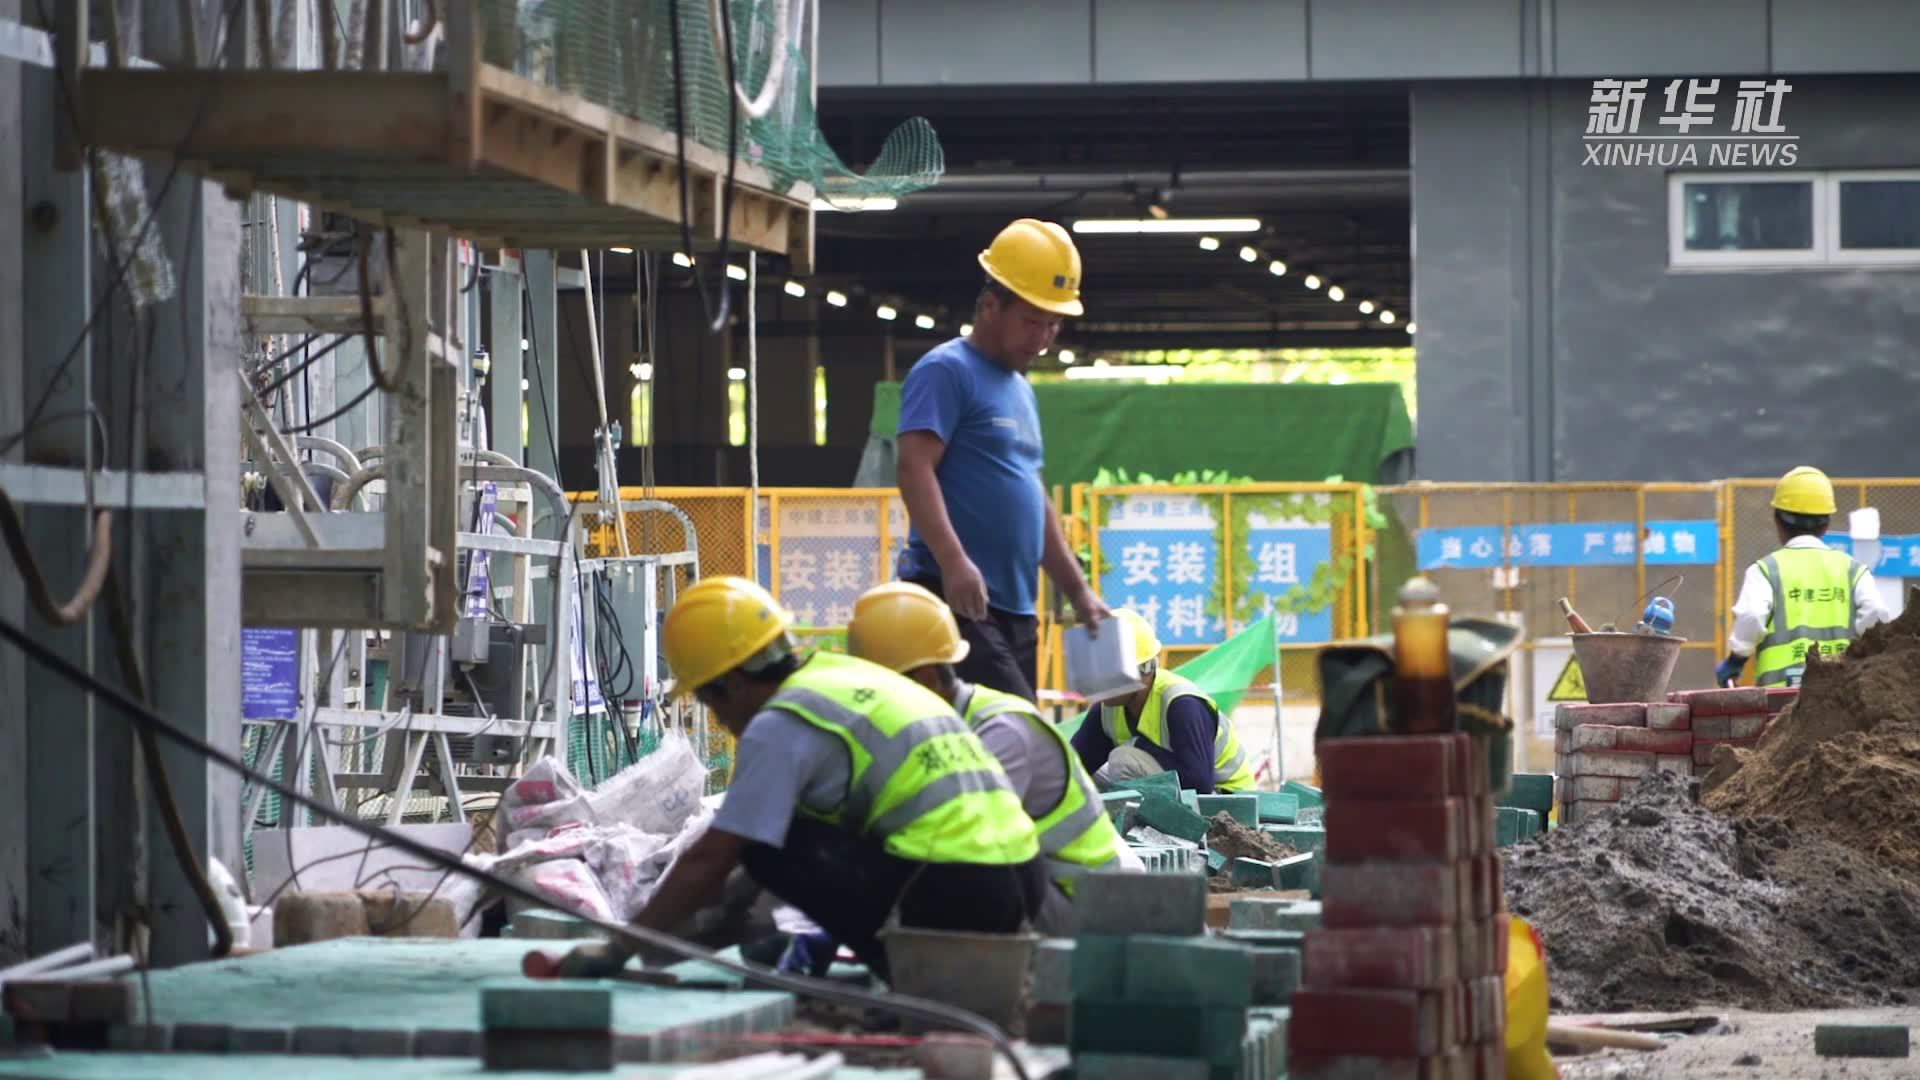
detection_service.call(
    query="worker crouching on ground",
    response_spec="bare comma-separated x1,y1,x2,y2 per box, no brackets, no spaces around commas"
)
553,576,1049,981
845,582,1136,934
1071,609,1256,795
1718,466,1891,688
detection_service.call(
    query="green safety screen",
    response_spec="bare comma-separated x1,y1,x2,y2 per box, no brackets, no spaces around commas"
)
870,381,1415,489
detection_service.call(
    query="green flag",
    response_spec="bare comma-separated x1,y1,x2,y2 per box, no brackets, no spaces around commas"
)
1175,613,1278,714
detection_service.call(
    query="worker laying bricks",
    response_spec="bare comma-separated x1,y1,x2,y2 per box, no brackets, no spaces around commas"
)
894,217,1110,702
846,581,1137,934
1071,608,1256,795
550,576,1048,981
1717,465,1892,688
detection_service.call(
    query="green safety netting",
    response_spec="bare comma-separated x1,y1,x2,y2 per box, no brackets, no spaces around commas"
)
478,0,944,199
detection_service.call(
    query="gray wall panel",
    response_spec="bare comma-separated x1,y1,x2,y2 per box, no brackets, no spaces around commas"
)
826,0,1920,86
1551,77,1920,482
1552,0,1769,77
1094,0,1307,83
818,0,880,87
1412,77,1920,484
1311,0,1524,79
1772,0,1920,74
878,0,1094,85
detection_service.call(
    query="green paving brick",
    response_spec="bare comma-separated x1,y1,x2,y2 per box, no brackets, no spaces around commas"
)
1274,851,1316,891
1221,929,1307,949
1073,1053,1209,1080
1181,790,1201,812
1261,824,1326,853
1248,947,1302,1006
1814,1024,1911,1058
0,1055,932,1079
1501,772,1556,822
1136,793,1211,844
1031,939,1075,1005
1283,779,1323,807
1071,1002,1244,1065
1295,805,1324,826
1125,770,1184,803
1077,871,1209,935
480,982,613,1031
1229,897,1322,932
1254,791,1301,824
1231,857,1278,888
1122,936,1253,1008
1206,849,1229,873
1196,795,1259,826
1518,808,1542,838
1496,807,1522,847
1072,935,1132,1000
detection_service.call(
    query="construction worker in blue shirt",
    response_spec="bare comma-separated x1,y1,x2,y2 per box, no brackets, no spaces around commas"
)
1717,466,1893,688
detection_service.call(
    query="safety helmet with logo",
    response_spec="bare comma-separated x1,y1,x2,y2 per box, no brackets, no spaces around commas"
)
662,576,795,693
1112,609,1163,670
845,581,971,674
978,219,1085,317
1771,465,1837,517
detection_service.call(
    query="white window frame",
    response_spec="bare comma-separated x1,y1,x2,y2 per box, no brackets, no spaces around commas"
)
1668,169,1920,270
1825,169,1920,266
1667,172,1824,269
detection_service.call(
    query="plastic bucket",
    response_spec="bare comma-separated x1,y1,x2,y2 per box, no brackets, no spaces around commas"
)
1570,632,1686,704
879,925,1038,1030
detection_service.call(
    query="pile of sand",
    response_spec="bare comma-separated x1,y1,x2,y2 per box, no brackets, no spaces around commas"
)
1504,769,1920,1012
1705,594,1920,878
1205,812,1294,863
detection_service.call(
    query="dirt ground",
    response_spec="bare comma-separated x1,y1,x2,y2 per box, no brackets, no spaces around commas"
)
1553,1007,1919,1080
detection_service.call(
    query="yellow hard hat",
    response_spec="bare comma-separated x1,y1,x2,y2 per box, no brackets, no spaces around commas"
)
662,576,794,692
977,218,1085,317
1772,465,1837,516
1113,609,1162,667
1504,916,1558,1080
845,582,970,674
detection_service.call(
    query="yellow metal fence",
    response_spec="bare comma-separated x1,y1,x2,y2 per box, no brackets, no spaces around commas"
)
573,479,1920,755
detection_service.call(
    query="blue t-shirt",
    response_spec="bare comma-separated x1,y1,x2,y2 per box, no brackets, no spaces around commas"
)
896,338,1047,616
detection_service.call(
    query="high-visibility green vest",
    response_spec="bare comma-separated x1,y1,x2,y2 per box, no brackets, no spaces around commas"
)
962,683,1125,895
1753,545,1866,688
1094,668,1256,793
768,651,1039,865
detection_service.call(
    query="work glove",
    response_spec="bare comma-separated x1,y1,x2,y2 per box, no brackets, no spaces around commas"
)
1715,654,1746,688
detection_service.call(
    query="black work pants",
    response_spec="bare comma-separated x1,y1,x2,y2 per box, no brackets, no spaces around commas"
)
738,816,1049,981
903,574,1040,703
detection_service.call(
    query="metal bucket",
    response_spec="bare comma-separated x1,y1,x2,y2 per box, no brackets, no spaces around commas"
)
1570,632,1686,704
879,925,1038,1030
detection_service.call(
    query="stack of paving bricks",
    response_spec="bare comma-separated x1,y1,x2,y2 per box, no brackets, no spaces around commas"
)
1062,871,1287,1078
1669,687,1778,778
1552,701,1692,823
1289,734,1508,1080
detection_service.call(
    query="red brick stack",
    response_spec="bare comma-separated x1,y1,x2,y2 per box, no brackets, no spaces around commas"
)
1668,687,1776,776
1552,702,1693,823
1288,734,1508,1080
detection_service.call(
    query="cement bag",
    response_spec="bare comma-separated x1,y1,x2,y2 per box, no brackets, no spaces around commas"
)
515,858,616,923
586,732,706,836
500,756,592,849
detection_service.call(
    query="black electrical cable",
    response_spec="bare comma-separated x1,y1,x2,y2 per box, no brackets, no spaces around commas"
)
0,611,1037,1080
666,0,741,335
281,382,379,435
